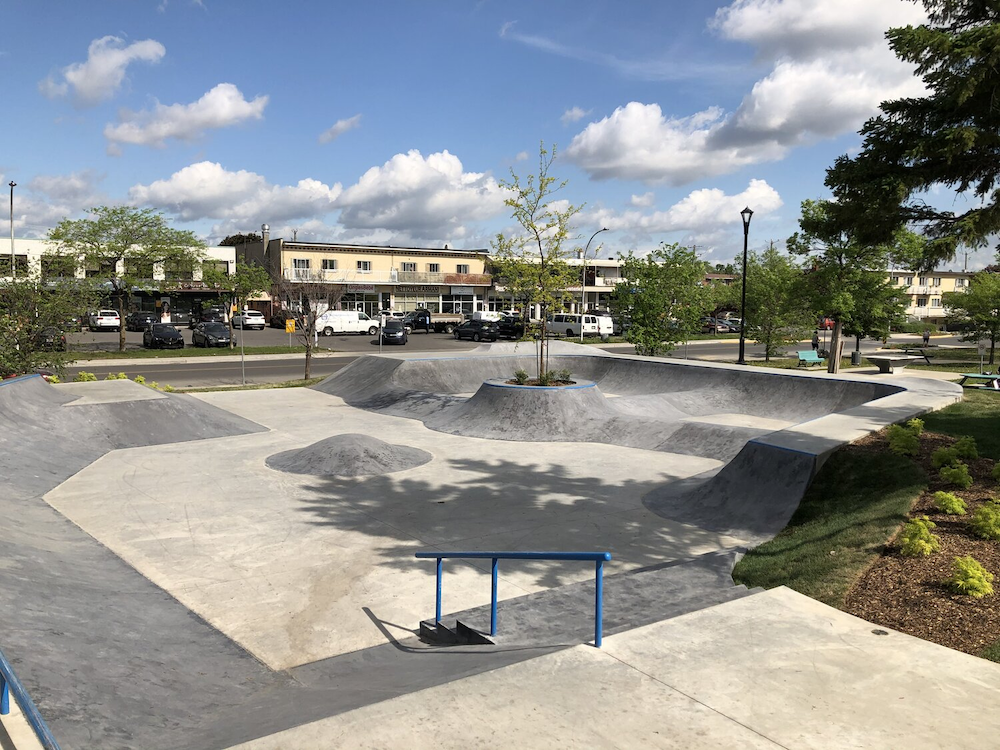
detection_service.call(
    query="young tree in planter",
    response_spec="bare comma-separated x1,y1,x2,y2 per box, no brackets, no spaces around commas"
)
787,199,916,373
202,262,273,349
737,243,810,362
0,277,99,377
491,144,581,379
611,243,711,357
943,271,1000,365
48,206,204,352
272,277,344,379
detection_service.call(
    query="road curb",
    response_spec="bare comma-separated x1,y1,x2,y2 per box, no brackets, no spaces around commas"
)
67,350,356,368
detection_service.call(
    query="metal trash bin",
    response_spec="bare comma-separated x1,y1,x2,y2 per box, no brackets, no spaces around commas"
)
851,350,862,366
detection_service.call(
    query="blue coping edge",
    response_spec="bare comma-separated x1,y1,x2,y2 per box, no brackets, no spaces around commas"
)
415,551,612,561
0,373,43,387
0,646,61,749
482,379,595,391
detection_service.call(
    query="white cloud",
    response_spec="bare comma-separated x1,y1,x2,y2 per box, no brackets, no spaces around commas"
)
39,36,165,107
585,179,782,234
319,114,362,144
566,0,926,185
335,149,507,238
104,83,268,152
630,192,655,208
128,161,341,234
561,106,590,125
515,151,529,161
0,171,106,237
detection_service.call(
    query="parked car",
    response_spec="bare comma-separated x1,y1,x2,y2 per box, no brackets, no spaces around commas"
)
125,311,158,331
496,314,527,340
453,319,499,342
89,309,121,332
232,310,266,330
700,317,731,334
191,322,232,348
378,310,406,320
190,308,226,328
380,319,408,345
62,314,84,332
35,326,67,351
722,317,742,333
270,310,301,329
143,323,184,349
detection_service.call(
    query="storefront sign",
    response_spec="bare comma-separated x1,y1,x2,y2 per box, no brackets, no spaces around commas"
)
397,285,442,293
450,286,474,295
347,284,377,293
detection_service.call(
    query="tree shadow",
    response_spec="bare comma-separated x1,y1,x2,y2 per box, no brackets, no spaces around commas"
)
294,456,729,590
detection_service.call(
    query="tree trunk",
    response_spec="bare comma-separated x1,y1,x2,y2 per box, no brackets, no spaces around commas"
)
117,294,126,352
827,320,844,374
304,335,312,380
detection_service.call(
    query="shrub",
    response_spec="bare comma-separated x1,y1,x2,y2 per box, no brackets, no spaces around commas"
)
954,436,979,460
993,464,1000,485
163,384,176,392
148,381,160,390
970,501,1000,541
940,462,973,489
45,374,61,384
899,516,941,557
931,446,960,469
537,370,553,386
949,556,994,599
886,424,919,456
932,491,967,515
74,371,97,382
512,369,529,385
555,368,572,382
906,418,924,436
133,375,146,385
105,372,128,380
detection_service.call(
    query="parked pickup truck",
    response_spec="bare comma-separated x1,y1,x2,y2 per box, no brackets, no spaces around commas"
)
402,309,465,334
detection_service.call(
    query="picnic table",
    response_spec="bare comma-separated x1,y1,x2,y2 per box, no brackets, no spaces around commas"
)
898,347,934,364
958,373,1000,390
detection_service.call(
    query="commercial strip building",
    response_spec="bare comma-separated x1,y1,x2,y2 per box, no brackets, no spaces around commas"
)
0,238,236,323
3,235,977,326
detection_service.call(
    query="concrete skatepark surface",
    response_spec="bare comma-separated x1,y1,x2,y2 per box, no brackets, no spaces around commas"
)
265,433,433,476
0,348,972,748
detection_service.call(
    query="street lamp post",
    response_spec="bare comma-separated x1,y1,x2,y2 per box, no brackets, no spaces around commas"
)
8,181,15,279
580,227,608,342
736,206,753,365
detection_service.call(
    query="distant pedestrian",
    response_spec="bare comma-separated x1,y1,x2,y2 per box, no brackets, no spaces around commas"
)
812,330,820,351
922,329,931,346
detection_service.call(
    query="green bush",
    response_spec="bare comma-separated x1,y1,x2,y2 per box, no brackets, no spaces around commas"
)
954,436,979,460
940,462,973,489
932,491,967,515
886,424,920,456
163,384,175,392
970,501,1000,541
46,374,61,384
148,381,160,390
906,418,925,436
512,369,529,385
931,446,960,469
555,368,572,382
105,372,128,380
899,516,941,557
993,464,1000,485
73,371,97,382
950,556,994,599
133,375,146,385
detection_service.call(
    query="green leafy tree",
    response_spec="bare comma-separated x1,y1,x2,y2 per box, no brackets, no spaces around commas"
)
736,243,810,362
48,206,205,352
943,271,1000,364
788,199,915,373
0,278,99,377
611,243,712,357
219,232,262,247
203,262,273,349
491,144,581,377
825,1,1000,265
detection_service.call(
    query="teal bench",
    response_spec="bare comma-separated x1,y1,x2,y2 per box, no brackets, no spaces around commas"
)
798,350,823,367
958,373,1000,390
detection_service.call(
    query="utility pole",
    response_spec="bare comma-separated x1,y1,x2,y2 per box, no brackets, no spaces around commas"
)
8,181,15,279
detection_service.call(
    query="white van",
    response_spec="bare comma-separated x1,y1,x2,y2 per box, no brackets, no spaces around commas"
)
472,310,503,322
317,310,379,336
550,313,614,339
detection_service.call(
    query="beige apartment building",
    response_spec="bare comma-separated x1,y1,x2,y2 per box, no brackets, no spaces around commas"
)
888,270,972,325
239,232,491,317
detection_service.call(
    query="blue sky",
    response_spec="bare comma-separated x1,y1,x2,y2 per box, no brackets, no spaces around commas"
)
1,0,989,269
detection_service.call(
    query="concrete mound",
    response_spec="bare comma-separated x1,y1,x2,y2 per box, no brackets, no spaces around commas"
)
266,433,432,477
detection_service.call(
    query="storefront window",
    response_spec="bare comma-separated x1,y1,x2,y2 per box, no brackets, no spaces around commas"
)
341,292,380,316
441,294,474,314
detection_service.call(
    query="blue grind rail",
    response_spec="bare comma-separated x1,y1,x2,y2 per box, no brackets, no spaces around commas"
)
0,645,61,749
415,551,612,647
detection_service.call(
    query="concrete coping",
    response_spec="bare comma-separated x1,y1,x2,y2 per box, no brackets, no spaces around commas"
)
482,378,597,391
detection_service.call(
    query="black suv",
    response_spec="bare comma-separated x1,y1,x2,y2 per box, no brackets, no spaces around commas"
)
496,316,527,340
126,311,158,331
453,320,499,342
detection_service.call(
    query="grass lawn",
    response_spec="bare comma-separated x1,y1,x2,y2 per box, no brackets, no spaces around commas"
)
732,444,927,607
179,377,326,393
70,345,325,359
921,389,1000,460
745,356,854,370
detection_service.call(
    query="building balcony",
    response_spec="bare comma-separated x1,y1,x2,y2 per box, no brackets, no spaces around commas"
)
282,268,492,286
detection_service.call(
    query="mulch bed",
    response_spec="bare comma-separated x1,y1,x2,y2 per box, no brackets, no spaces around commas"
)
505,379,576,387
844,431,1000,657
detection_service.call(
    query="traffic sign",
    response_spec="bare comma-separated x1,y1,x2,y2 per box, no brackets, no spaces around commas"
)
285,319,296,333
